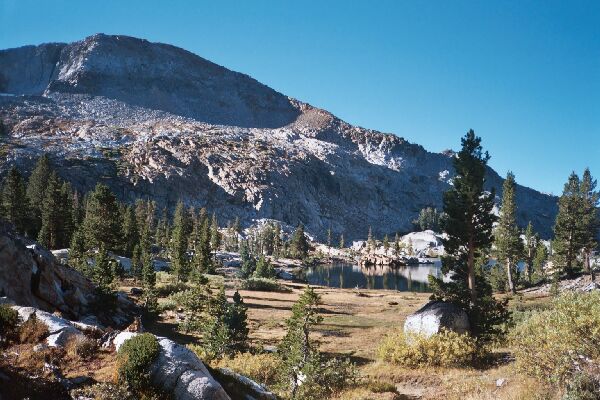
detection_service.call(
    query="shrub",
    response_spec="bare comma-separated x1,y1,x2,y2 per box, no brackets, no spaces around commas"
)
67,335,98,360
155,282,190,297
510,291,600,385
213,352,282,387
241,278,291,293
71,383,133,400
0,304,19,340
19,313,48,344
117,333,160,390
364,380,398,394
562,371,600,400
378,329,479,367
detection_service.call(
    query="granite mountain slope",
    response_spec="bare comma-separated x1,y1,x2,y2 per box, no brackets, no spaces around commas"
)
0,34,557,241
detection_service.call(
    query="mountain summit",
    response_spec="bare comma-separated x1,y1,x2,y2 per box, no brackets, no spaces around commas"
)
0,34,557,240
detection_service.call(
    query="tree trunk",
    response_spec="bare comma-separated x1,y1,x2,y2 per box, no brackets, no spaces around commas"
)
467,240,476,304
506,257,515,294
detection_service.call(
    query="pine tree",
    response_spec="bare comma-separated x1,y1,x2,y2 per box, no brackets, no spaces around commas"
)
171,200,191,283
273,223,282,259
69,227,89,276
579,168,599,278
533,242,548,280
367,226,374,251
327,226,332,259
141,250,158,313
493,172,523,293
552,173,585,277
82,183,121,251
254,254,276,279
38,173,64,249
121,205,139,257
239,241,256,278
339,234,345,249
130,244,142,281
210,213,221,254
279,286,323,399
383,234,390,256
394,233,400,256
93,245,116,295
429,130,506,342
289,223,309,260
225,291,249,351
523,222,537,284
26,154,51,234
1,167,29,234
59,181,75,247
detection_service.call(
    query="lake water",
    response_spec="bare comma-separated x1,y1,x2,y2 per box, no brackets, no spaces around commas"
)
303,261,443,292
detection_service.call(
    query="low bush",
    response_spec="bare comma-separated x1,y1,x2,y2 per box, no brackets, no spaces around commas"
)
19,313,48,344
117,333,160,390
66,335,98,360
0,304,19,340
510,291,600,385
378,329,479,367
241,278,291,293
562,370,600,400
213,352,283,387
363,380,398,394
155,282,190,297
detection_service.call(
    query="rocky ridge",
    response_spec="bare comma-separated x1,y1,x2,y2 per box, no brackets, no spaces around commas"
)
0,34,558,241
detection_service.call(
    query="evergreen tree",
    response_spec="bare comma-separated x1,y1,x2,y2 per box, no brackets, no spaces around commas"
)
493,172,523,293
533,242,548,280
339,234,345,249
38,173,64,249
121,205,139,257
239,241,256,278
82,183,121,251
130,244,143,281
289,223,309,259
171,200,191,283
210,213,221,255
254,255,276,279
279,286,323,399
273,223,282,259
69,228,89,276
429,130,506,342
383,234,390,256
394,233,400,256
26,154,51,234
141,250,157,313
93,245,116,295
59,181,75,247
225,291,249,351
327,226,332,258
367,226,374,251
552,173,585,277
523,222,537,284
414,207,442,231
1,167,29,234
579,168,599,278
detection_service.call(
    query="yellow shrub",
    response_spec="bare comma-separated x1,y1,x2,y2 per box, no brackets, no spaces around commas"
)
378,329,479,367
213,352,282,387
510,291,600,385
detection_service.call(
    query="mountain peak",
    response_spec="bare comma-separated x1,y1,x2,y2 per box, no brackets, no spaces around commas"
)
1,34,300,128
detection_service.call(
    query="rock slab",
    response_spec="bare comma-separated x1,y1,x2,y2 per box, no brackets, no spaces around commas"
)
404,301,470,337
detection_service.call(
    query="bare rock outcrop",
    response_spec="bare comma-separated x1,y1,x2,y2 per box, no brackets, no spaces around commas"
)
404,301,470,337
0,224,94,319
0,34,558,242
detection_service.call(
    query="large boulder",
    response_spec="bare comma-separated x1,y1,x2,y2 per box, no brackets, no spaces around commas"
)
13,306,85,347
0,224,95,319
404,301,470,337
112,332,230,400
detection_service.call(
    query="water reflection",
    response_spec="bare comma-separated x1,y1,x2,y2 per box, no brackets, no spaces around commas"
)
304,261,443,292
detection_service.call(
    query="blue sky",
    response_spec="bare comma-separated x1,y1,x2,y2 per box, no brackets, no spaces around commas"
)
1,0,599,195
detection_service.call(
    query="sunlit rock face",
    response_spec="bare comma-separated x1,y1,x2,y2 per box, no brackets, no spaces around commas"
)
0,34,557,241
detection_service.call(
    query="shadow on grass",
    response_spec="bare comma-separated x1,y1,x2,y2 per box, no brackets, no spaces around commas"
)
143,317,199,345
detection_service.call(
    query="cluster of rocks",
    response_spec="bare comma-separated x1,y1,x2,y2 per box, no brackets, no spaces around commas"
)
3,302,276,400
